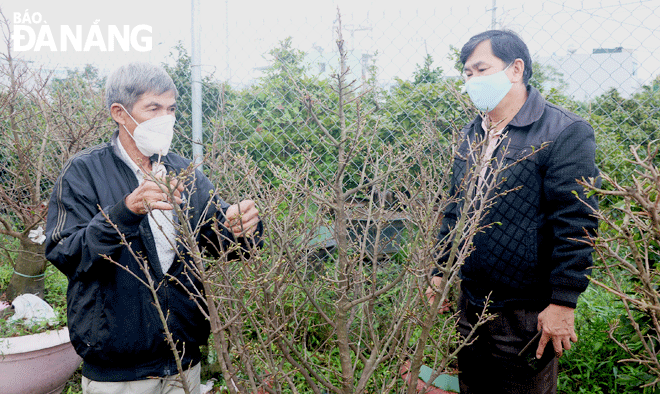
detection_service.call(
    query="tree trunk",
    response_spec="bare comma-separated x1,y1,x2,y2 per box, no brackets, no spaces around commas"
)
5,236,47,300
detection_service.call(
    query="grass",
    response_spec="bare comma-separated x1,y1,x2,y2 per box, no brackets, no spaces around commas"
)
558,273,658,393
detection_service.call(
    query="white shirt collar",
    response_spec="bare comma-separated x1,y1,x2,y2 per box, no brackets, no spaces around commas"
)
481,116,506,139
115,137,167,179
115,136,143,177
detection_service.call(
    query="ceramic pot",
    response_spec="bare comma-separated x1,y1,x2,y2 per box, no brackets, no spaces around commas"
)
0,327,82,394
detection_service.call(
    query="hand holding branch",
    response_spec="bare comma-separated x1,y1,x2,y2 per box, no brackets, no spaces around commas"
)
224,199,259,237
125,174,184,215
425,276,451,313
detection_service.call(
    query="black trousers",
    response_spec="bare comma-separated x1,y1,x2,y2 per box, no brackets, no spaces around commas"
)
456,292,558,394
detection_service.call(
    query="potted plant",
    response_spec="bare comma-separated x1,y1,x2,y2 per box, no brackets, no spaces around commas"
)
0,325,81,394
0,273,82,394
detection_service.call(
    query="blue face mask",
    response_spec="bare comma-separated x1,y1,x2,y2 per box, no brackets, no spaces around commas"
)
465,64,512,112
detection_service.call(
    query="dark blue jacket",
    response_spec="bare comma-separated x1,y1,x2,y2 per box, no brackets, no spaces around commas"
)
45,132,260,381
437,87,599,309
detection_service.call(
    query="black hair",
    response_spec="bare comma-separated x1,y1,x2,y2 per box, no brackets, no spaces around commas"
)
460,30,533,85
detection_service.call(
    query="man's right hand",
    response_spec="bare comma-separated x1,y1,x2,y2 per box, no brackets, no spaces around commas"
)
125,175,184,215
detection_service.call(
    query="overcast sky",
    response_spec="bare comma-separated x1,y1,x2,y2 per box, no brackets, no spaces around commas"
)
2,0,658,86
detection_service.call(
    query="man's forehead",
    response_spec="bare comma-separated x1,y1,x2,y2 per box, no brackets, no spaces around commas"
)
135,90,176,106
464,40,499,68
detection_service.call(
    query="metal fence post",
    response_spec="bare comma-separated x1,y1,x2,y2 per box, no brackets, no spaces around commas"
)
191,0,203,167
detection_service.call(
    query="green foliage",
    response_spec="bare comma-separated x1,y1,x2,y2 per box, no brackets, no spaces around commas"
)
223,38,342,185
530,61,568,96
413,55,445,85
0,312,65,338
0,235,15,284
579,85,660,199
381,55,469,155
447,45,463,76
558,279,656,393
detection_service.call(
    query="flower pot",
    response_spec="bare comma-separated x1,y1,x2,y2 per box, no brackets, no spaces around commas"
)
0,327,82,394
400,361,460,393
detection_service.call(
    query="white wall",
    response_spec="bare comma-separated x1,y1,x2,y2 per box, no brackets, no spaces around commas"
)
537,50,641,101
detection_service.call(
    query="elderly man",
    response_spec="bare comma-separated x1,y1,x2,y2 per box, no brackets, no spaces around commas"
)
45,62,261,394
429,30,598,393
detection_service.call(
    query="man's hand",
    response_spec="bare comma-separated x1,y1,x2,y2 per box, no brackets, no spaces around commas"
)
536,304,578,359
425,276,450,313
125,175,184,214
224,199,259,237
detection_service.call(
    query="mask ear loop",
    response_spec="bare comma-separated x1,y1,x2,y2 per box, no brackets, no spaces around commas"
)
118,104,141,141
118,104,140,125
118,104,165,174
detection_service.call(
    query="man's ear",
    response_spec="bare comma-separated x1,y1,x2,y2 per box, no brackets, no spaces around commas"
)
510,58,525,84
110,103,128,126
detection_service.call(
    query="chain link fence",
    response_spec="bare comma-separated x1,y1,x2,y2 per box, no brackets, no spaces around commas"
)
3,0,658,184
1,0,658,246
162,0,659,191
144,0,659,267
2,0,658,258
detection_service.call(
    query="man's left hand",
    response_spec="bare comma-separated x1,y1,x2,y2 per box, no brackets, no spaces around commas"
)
536,304,578,359
224,200,260,237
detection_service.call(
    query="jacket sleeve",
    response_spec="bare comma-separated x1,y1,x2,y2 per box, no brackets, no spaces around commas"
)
543,120,599,308
45,161,144,279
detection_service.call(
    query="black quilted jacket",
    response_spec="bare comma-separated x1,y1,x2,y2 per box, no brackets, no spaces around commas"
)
437,87,599,309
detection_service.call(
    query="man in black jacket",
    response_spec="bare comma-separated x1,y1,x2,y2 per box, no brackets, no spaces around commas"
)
428,31,598,393
45,62,261,394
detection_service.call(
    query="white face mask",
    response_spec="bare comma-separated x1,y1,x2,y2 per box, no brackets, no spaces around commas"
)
464,63,513,112
119,104,176,158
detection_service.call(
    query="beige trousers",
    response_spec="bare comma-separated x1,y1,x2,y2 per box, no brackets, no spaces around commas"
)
82,363,201,394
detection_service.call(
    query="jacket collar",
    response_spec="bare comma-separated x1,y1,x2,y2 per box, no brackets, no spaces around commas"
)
471,86,545,131
507,86,545,128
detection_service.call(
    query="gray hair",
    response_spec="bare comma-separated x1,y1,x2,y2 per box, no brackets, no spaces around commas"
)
105,62,177,113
